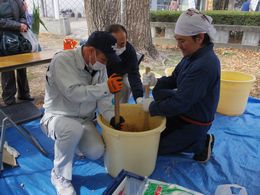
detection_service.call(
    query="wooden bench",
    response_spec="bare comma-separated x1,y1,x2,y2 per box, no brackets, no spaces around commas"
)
0,50,56,72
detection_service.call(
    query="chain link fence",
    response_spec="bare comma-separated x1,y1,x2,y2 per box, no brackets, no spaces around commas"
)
26,0,85,18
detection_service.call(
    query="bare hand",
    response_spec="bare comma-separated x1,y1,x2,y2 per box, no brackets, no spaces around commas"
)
20,23,28,32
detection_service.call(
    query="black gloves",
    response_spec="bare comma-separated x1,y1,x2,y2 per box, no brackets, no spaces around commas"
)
110,116,125,130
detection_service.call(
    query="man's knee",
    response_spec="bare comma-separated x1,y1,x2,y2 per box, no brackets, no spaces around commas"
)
78,121,105,160
86,142,105,160
53,116,84,141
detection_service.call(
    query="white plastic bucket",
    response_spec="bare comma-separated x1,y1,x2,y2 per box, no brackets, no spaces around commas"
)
97,104,166,177
217,71,256,116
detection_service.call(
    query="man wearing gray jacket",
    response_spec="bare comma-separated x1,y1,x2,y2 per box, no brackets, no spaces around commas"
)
40,31,124,195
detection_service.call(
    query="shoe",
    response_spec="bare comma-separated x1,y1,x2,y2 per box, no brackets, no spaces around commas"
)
51,169,76,195
193,134,215,163
18,95,35,101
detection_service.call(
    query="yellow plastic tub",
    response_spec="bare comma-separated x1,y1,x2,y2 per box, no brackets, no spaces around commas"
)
165,67,175,76
139,69,161,78
217,71,256,116
97,104,166,177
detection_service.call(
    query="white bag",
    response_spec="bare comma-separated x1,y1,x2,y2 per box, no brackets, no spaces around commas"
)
21,29,39,52
215,184,248,195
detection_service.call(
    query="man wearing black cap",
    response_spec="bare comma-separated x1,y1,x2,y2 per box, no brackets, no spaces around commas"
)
40,31,124,195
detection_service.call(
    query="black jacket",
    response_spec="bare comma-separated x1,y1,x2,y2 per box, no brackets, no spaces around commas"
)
0,0,27,32
107,42,143,100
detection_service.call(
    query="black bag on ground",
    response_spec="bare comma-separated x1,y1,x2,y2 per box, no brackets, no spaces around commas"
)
0,31,32,56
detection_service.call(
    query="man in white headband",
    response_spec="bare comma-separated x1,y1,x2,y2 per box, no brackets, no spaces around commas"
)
142,9,220,163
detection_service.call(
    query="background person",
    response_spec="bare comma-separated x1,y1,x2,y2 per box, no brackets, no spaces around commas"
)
0,0,34,105
106,24,144,104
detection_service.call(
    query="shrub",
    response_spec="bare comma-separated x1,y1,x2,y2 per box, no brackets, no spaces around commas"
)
150,10,260,26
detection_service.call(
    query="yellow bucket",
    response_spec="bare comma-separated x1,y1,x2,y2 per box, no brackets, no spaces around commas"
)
97,104,166,177
165,67,175,76
217,71,256,116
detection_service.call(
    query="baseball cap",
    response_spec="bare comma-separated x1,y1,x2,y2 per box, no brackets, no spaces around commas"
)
85,31,121,64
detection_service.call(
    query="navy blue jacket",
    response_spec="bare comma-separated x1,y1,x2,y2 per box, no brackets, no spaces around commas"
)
150,43,220,123
107,42,143,100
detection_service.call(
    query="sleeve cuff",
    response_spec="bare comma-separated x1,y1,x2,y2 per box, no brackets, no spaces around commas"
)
149,101,161,116
99,82,110,97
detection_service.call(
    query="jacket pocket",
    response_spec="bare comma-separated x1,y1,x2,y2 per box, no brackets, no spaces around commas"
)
40,115,56,140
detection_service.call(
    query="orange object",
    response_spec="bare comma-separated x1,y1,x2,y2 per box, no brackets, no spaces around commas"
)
63,38,78,50
107,74,123,93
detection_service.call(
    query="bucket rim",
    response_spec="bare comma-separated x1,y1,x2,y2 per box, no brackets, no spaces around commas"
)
97,115,166,136
221,70,256,83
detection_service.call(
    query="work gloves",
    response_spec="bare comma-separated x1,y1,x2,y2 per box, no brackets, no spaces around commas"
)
136,97,143,104
142,72,157,86
142,97,154,112
107,73,123,93
110,116,125,130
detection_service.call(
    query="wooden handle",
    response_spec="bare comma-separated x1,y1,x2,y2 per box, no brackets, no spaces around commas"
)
145,67,151,74
145,67,151,98
145,85,150,98
114,92,120,128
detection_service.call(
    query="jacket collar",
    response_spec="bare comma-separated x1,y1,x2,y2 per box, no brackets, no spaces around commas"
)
186,43,214,61
75,46,86,70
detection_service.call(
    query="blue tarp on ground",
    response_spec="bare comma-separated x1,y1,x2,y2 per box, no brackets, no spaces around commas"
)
1,97,260,195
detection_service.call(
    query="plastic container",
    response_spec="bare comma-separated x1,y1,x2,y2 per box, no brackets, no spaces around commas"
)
63,38,77,50
140,69,161,79
165,67,175,76
103,170,203,195
217,71,256,116
215,184,247,195
97,104,166,177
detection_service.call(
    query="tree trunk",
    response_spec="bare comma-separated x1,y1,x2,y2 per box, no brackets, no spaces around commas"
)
84,0,121,35
214,0,229,10
228,0,236,10
124,0,158,58
120,0,126,24
84,0,158,58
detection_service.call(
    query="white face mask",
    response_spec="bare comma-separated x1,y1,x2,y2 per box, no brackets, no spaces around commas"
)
115,46,126,56
87,53,105,71
92,61,105,71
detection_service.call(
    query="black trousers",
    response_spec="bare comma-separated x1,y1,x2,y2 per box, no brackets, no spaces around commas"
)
1,68,30,104
158,116,211,155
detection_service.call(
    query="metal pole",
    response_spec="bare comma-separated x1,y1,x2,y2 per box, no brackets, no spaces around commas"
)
39,0,46,17
53,0,60,19
0,118,8,171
